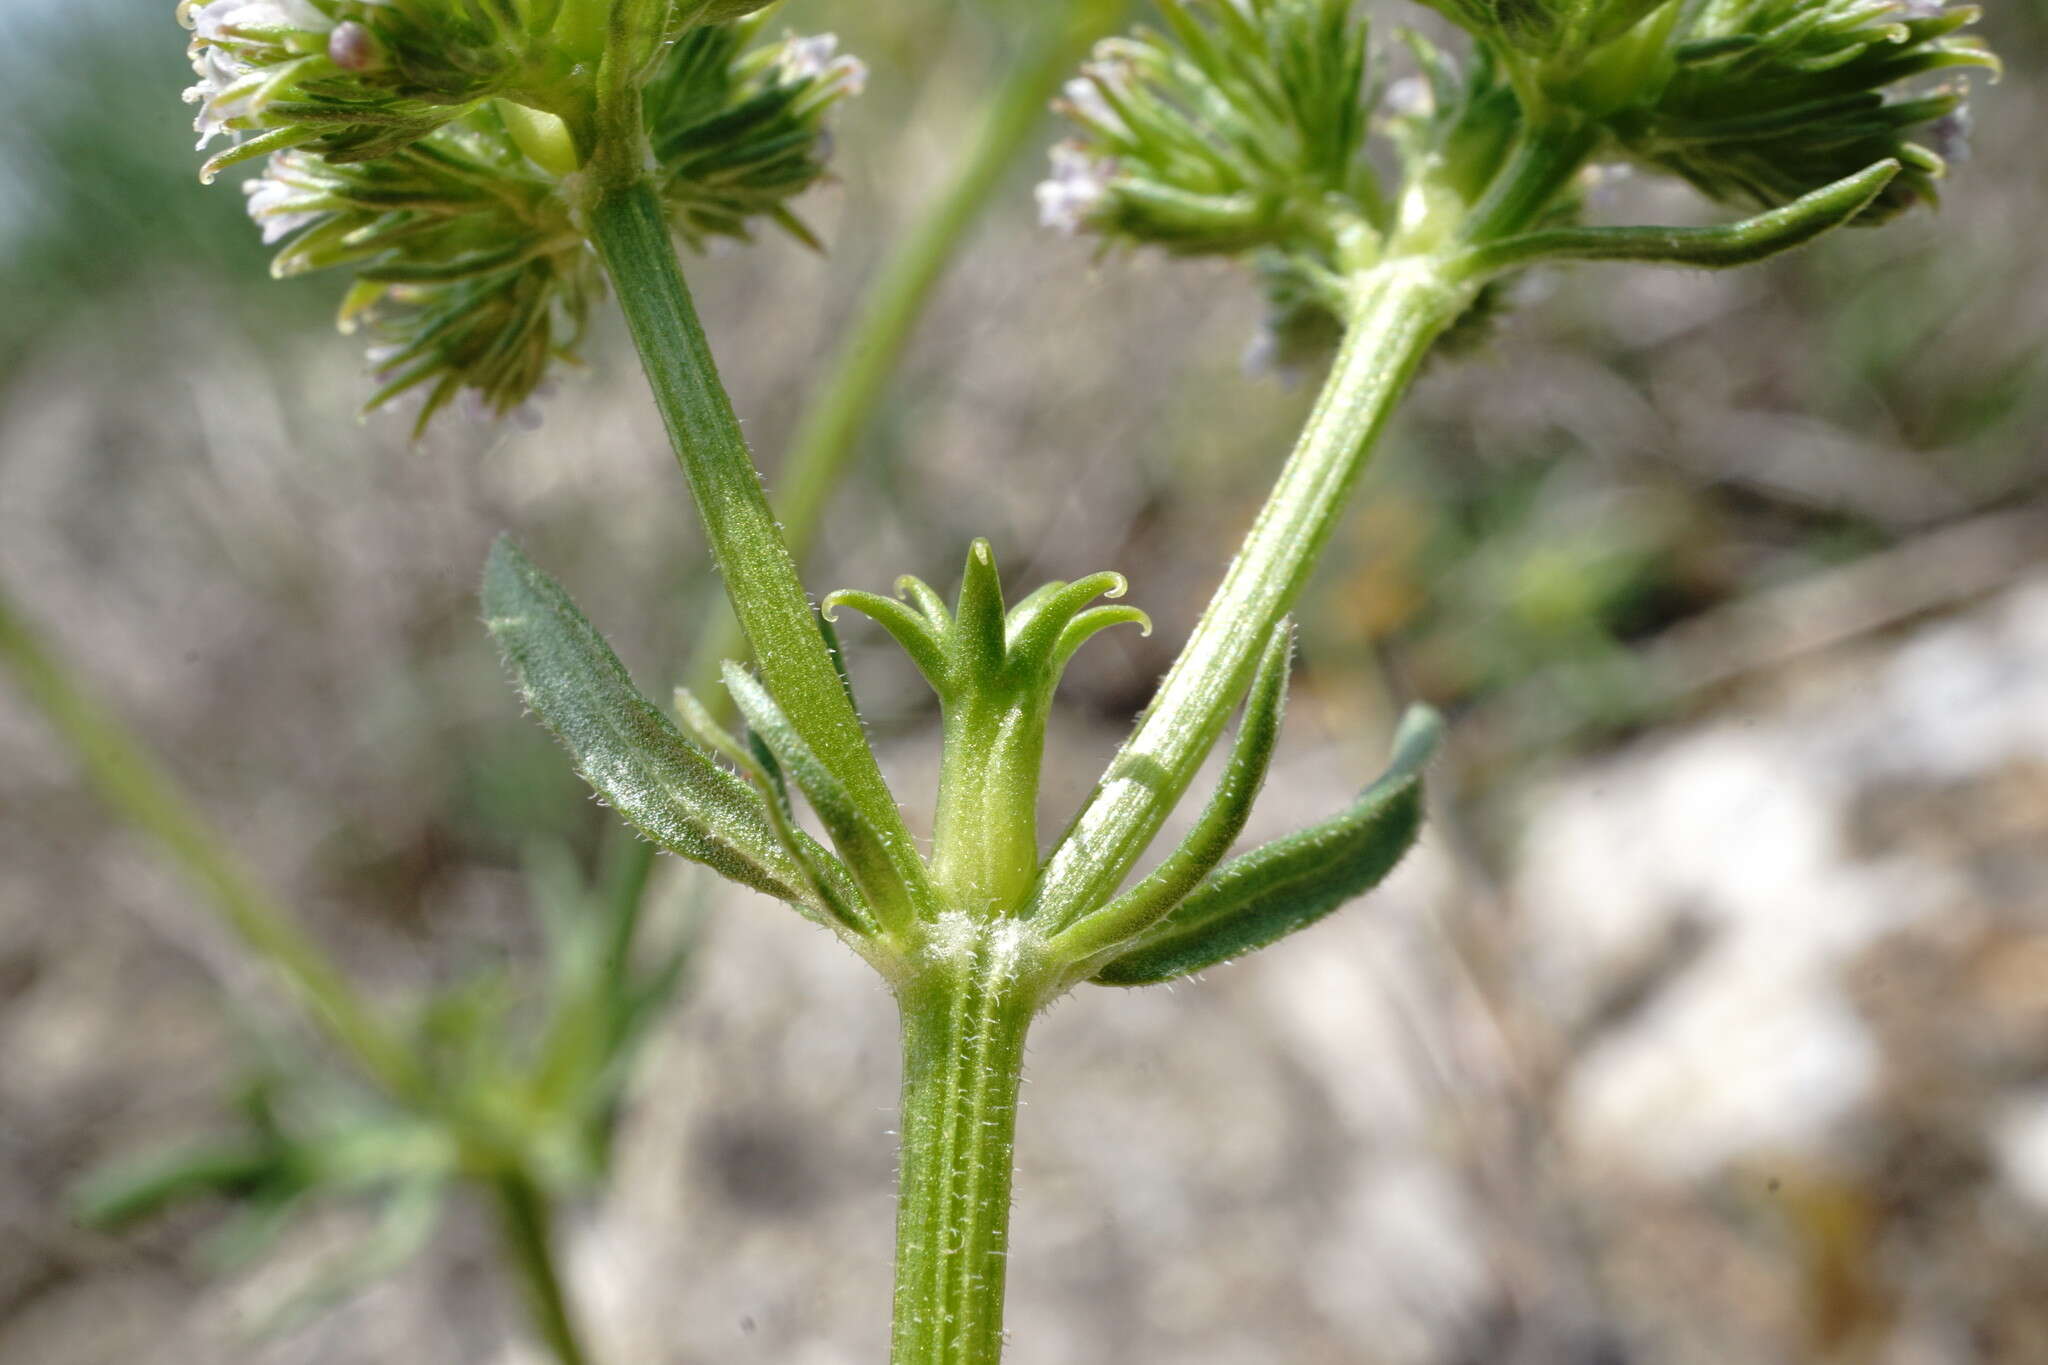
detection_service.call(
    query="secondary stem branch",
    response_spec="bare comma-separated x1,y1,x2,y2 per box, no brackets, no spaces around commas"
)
1027,259,1474,928
491,1169,593,1365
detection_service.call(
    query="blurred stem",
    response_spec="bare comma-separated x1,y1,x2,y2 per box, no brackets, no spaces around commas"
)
0,583,426,1105
1025,258,1476,928
491,1168,593,1365
585,178,924,919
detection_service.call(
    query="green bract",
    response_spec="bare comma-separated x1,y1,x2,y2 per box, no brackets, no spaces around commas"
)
1417,0,1681,66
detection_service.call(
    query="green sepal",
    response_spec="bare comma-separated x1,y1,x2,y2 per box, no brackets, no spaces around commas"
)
1048,620,1292,957
480,538,813,908
721,662,929,935
1091,703,1442,987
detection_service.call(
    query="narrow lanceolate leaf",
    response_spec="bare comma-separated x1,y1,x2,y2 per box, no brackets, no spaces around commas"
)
1048,621,1293,960
1456,160,1900,279
1092,704,1444,987
481,538,810,908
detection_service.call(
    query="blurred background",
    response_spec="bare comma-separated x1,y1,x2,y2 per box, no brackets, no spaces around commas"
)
1,1,2044,1361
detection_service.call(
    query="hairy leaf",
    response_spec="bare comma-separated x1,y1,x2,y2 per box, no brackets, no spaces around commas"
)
1093,704,1442,986
482,538,808,907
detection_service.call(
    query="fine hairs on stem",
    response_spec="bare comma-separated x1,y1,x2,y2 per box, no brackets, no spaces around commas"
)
0,1,1998,1362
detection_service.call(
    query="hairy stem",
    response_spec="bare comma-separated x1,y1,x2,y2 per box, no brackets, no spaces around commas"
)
891,925,1044,1365
491,1169,594,1365
586,178,927,929
0,583,425,1103
1026,259,1475,929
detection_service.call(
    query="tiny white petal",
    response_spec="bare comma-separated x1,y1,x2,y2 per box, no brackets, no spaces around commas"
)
1036,143,1117,234
778,33,839,82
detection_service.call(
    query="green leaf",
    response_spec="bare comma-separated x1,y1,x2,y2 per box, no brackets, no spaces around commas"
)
1455,159,1902,278
481,538,812,909
1092,704,1443,987
72,1141,280,1230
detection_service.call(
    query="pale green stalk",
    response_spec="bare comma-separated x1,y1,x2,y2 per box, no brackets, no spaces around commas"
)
584,177,933,938
1026,258,1477,929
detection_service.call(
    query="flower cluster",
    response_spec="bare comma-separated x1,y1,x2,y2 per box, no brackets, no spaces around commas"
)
1039,0,1386,327
180,0,547,181
245,108,598,433
218,16,863,430
1609,0,1998,222
1044,0,1997,356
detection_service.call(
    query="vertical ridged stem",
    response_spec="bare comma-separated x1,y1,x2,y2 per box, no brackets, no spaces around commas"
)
491,1169,593,1365
1025,260,1475,928
891,928,1042,1365
585,178,924,925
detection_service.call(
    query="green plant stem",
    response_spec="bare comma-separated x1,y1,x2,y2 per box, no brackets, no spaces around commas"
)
585,177,928,928
891,926,1044,1365
0,585,426,1104
1026,258,1475,929
491,1168,593,1365
604,7,1114,903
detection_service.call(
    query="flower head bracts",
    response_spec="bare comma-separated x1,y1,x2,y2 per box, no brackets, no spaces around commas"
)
1609,0,1998,223
180,0,546,181
244,110,597,433
1040,0,1385,317
1049,0,1996,347
225,22,863,430
644,19,868,249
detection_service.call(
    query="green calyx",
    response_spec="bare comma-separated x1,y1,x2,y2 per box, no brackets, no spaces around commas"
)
826,540,1150,915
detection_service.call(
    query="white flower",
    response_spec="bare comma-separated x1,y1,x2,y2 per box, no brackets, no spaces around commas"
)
778,33,838,81
1036,142,1117,235
1383,76,1433,120
778,33,866,97
243,161,329,244
183,0,327,43
1062,71,1126,135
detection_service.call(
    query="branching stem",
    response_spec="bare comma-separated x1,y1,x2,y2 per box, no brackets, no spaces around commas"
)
1025,258,1475,931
